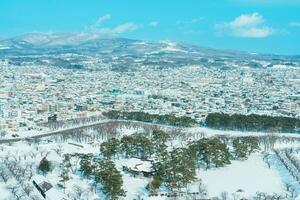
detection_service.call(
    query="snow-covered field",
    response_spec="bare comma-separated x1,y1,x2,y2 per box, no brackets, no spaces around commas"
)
197,154,282,198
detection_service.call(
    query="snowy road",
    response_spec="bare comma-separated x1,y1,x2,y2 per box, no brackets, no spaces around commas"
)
1,119,299,145
0,119,185,144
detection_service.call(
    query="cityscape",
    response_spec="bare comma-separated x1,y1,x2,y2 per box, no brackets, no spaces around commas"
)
0,1,300,200
1,38,299,137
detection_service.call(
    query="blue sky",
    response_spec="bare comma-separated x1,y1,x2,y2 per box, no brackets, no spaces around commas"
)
0,0,300,54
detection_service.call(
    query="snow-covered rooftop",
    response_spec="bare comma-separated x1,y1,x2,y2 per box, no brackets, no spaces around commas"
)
122,158,153,172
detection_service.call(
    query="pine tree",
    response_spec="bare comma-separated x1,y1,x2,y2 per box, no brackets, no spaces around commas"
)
189,138,231,169
100,138,120,159
79,154,93,177
147,176,161,193
38,157,52,176
208,138,231,168
63,154,72,169
58,167,70,193
93,160,125,199
120,133,153,159
153,148,197,191
151,130,170,157
233,137,260,159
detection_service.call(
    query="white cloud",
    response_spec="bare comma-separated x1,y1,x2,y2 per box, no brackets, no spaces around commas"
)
95,14,111,26
215,13,273,38
112,22,142,34
89,15,143,36
90,14,112,30
228,13,263,28
149,21,158,27
289,22,300,27
233,27,272,38
96,22,143,36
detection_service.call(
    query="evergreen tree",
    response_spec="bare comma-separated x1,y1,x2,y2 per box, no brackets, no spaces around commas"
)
147,176,161,193
38,157,52,176
233,136,260,159
100,138,120,159
189,138,231,169
62,154,72,169
153,148,197,191
58,167,70,193
79,154,93,177
120,133,153,159
208,138,231,168
103,110,197,127
206,113,300,133
94,160,125,200
151,130,170,157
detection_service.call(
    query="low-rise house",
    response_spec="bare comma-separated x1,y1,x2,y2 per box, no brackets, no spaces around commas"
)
122,158,154,178
32,175,69,200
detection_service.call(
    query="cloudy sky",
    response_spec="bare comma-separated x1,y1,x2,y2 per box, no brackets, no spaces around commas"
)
0,0,300,54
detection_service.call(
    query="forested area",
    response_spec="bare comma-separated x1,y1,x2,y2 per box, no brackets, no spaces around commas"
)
206,113,300,133
103,110,197,127
97,130,260,193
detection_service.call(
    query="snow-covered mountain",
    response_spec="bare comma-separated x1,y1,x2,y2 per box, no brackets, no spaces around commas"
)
11,32,111,46
0,32,299,70
0,32,250,56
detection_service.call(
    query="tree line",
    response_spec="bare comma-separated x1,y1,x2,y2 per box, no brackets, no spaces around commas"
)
206,113,300,133
103,110,197,127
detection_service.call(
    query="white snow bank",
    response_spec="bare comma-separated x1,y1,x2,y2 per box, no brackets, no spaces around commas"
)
198,154,283,198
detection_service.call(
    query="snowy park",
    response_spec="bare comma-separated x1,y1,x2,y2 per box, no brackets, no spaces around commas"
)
0,121,300,200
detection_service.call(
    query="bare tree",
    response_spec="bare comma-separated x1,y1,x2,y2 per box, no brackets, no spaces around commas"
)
7,184,24,200
72,185,86,200
23,183,34,196
0,166,10,183
220,192,228,200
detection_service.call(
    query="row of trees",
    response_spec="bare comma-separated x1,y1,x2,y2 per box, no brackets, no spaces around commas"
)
100,130,170,160
103,110,197,127
40,114,105,130
275,149,300,188
206,113,300,133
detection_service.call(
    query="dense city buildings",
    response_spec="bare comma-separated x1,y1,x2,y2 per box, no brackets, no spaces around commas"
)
0,40,299,135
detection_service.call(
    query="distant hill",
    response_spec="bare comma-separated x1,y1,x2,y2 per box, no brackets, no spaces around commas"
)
0,32,299,70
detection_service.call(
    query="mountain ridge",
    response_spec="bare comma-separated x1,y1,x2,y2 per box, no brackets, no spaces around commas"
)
0,32,299,63
0,32,264,55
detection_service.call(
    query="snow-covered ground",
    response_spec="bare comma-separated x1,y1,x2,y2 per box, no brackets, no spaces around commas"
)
186,126,300,139
2,119,300,142
0,124,300,199
197,154,283,198
0,182,11,199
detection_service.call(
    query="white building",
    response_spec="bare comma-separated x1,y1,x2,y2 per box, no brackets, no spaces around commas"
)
32,175,69,200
